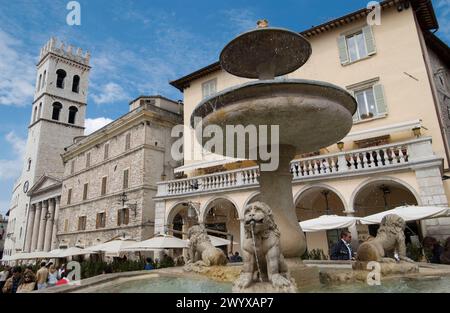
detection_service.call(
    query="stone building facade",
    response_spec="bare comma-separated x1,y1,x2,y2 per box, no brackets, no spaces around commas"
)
56,97,182,249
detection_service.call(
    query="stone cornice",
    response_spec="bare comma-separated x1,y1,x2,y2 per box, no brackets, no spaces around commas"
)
29,118,85,130
32,92,87,106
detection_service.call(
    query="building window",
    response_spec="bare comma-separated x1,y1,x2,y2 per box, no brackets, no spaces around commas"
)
101,177,107,196
78,216,87,231
68,106,78,124
123,169,129,190
202,79,217,99
125,133,131,151
338,25,376,65
32,106,38,123
352,84,386,122
56,69,67,88
83,183,89,201
42,70,46,89
70,160,75,174
86,152,91,167
64,219,69,232
72,75,80,93
117,208,129,226
104,143,109,160
67,189,72,205
96,212,106,229
27,159,32,171
38,74,42,91
346,31,368,63
52,102,62,121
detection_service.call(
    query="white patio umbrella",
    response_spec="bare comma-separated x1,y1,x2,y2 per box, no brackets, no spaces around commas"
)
85,238,138,256
299,215,359,232
20,251,55,259
208,235,239,247
360,205,450,225
122,234,188,251
51,247,91,258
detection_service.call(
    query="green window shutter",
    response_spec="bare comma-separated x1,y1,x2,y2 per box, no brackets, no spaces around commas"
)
363,25,376,55
337,35,349,65
373,84,387,115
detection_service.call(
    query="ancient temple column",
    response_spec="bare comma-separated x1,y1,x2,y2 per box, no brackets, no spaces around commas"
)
37,200,48,251
24,204,36,252
51,197,60,250
43,198,55,251
31,202,42,252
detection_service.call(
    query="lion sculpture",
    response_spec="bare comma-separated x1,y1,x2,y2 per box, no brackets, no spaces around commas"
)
356,214,414,263
234,201,296,292
185,224,228,268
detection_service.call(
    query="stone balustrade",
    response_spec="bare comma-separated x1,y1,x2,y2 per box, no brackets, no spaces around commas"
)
156,137,438,198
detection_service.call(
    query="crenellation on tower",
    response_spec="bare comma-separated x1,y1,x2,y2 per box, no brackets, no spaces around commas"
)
39,37,90,66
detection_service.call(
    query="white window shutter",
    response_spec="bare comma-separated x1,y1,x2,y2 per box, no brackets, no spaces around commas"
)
373,84,387,115
363,25,376,55
337,35,349,65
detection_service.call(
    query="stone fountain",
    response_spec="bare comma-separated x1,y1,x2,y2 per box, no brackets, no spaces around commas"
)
191,20,357,291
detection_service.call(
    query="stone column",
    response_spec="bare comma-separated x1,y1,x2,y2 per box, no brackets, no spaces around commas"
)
344,210,359,249
31,202,42,252
258,145,306,258
24,204,36,252
44,198,55,251
37,200,48,251
51,197,60,250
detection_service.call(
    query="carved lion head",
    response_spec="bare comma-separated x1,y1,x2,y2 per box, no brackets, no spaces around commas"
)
243,201,280,239
378,214,406,236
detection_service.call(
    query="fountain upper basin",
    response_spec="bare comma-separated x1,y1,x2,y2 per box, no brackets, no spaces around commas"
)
191,79,357,156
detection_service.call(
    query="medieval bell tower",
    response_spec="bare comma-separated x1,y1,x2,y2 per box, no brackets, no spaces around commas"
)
4,38,91,254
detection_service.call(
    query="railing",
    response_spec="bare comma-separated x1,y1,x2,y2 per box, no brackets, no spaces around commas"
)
156,137,436,198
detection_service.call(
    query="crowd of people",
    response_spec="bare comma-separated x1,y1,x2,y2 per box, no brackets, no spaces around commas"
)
329,230,450,264
0,261,70,294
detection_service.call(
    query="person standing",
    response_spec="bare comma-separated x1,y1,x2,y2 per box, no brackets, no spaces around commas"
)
2,267,22,293
36,261,49,290
47,265,58,287
144,258,154,270
330,230,355,260
0,265,11,293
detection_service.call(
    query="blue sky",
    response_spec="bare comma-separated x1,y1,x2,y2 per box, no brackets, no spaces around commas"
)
0,0,449,215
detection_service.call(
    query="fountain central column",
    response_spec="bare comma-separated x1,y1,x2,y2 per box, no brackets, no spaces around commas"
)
258,145,306,258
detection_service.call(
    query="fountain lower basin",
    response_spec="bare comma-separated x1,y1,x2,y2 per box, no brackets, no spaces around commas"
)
191,79,357,156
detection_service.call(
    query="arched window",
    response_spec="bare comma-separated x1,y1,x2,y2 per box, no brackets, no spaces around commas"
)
38,102,42,118
56,69,67,89
32,106,37,122
42,70,47,89
38,74,42,91
68,106,78,124
52,102,63,121
72,75,80,93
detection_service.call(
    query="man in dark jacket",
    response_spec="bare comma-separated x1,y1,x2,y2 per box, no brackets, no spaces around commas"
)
330,230,355,260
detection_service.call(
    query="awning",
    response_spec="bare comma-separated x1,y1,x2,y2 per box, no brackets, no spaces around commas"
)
360,205,450,225
344,119,422,142
174,157,246,173
49,247,92,258
122,234,188,251
85,238,138,256
207,235,239,247
299,215,358,232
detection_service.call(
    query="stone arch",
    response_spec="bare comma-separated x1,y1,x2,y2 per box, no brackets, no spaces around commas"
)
294,183,349,212
242,192,261,210
349,176,421,215
166,200,191,225
200,196,240,221
56,69,67,88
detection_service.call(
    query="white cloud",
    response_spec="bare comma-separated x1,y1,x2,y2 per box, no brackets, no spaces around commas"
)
0,30,36,106
0,131,26,181
84,117,113,135
91,82,129,104
221,8,258,35
436,0,450,43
